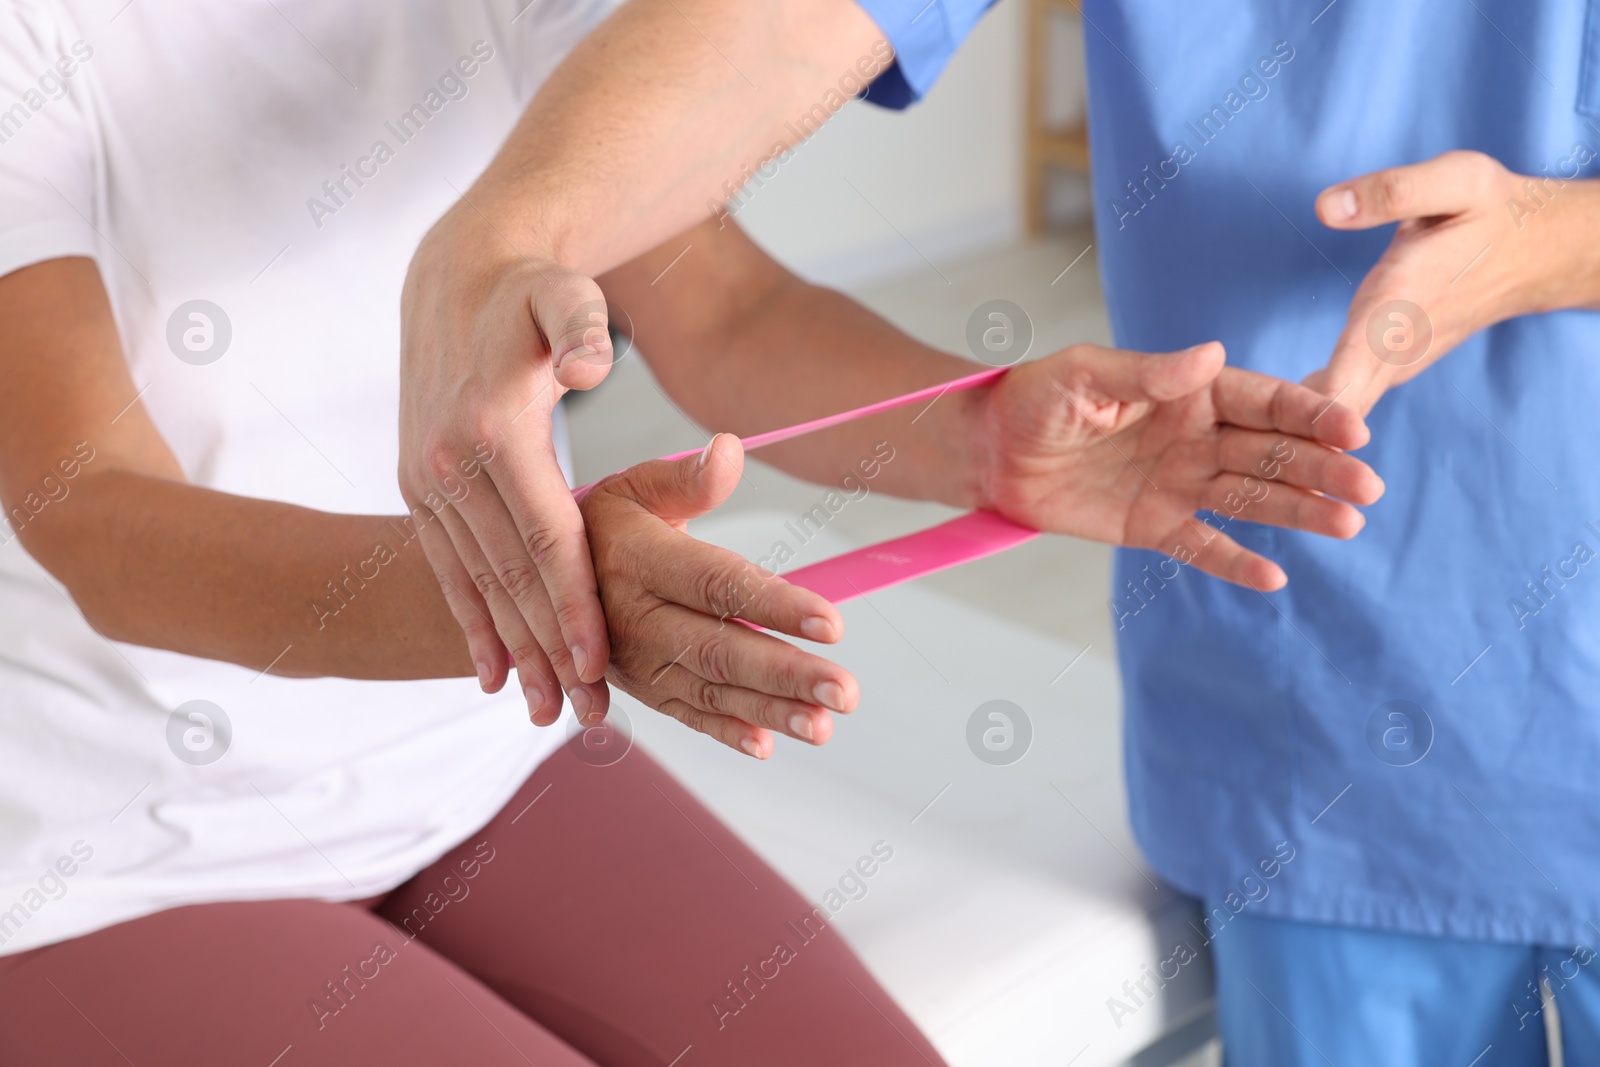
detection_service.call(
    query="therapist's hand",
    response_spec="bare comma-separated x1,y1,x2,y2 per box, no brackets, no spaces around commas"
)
578,433,857,759
975,342,1385,591
399,205,616,721
1306,149,1600,414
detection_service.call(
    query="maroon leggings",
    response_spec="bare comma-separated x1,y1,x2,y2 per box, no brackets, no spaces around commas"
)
0,735,944,1066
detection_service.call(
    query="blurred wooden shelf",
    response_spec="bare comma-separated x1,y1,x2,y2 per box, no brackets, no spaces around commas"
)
1025,0,1089,235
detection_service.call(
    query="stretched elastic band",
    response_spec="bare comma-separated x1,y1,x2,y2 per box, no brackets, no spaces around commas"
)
575,366,1038,605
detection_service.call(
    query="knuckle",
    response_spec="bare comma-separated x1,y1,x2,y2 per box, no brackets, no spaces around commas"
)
698,561,753,619
697,633,737,686
664,698,712,736
522,523,566,570
428,560,464,595
423,439,461,483
460,619,497,647
470,568,503,601
496,559,541,602
767,656,804,699
556,290,607,337
507,640,544,673
552,596,597,641
1461,150,1501,195
465,416,503,455
609,654,647,691
700,681,733,716
1376,171,1410,216
685,676,720,714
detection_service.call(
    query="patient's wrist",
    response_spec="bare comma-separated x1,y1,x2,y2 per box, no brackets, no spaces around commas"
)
942,380,996,512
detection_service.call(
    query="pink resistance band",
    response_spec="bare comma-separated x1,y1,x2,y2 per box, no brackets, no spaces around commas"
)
574,367,1042,605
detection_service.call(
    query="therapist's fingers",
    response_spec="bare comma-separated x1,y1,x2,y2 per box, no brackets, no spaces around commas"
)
413,513,511,694
1315,150,1500,229
534,273,615,392
1209,367,1371,451
479,443,610,684
454,480,600,709
436,503,563,724
1216,430,1385,505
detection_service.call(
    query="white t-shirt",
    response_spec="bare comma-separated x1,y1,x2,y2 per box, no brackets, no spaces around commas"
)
0,0,614,955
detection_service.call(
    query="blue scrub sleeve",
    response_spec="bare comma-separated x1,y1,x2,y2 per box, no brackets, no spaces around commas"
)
855,0,999,108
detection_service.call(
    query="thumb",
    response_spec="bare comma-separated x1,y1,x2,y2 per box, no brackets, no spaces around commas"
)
604,433,744,526
531,270,616,392
1315,150,1494,229
1054,340,1225,405
1305,314,1393,418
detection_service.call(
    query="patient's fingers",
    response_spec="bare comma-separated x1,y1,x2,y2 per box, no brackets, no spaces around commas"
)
1201,475,1365,540
639,536,844,644
652,698,775,759
1216,430,1385,505
1158,516,1287,592
1211,368,1371,451
644,657,834,748
648,601,856,713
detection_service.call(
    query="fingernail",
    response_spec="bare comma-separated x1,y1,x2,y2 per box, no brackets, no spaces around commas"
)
474,659,492,692
740,737,764,759
582,709,606,727
799,615,836,641
788,712,815,741
1337,188,1357,219
813,680,845,712
698,434,720,470
571,644,589,679
570,686,592,720
524,684,545,720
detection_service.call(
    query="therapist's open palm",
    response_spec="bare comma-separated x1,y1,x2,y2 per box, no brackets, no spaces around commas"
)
978,341,1385,591
1307,149,1600,414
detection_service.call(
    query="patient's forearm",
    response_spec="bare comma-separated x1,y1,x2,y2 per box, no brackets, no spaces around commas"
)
646,276,988,508
23,471,474,680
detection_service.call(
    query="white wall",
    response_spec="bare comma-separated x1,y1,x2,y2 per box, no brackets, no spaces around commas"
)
735,1,1027,289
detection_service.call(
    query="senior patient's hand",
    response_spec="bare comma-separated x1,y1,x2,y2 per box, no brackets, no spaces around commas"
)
399,205,618,721
579,434,858,759
975,342,1385,591
1306,150,1600,414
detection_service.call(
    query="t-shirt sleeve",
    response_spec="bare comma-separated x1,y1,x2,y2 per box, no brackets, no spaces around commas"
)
498,0,628,108
855,0,1000,109
0,2,100,281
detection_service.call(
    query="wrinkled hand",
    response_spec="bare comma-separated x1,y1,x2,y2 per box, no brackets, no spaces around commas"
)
975,341,1384,591
1307,149,1600,414
580,433,858,759
399,205,619,721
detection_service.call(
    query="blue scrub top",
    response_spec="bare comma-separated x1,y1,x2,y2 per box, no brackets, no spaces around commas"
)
859,0,1600,946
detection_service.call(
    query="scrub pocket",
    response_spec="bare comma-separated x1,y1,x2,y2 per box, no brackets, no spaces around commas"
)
1579,0,1600,117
